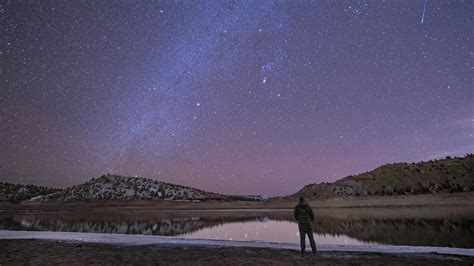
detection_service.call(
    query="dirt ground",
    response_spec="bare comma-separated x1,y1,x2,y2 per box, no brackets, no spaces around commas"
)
1,239,473,265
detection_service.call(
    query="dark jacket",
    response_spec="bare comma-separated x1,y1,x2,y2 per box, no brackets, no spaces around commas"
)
294,200,315,232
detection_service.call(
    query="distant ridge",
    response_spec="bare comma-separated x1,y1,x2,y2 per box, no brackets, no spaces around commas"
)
0,174,268,202
292,154,474,199
2,155,472,202
37,174,228,201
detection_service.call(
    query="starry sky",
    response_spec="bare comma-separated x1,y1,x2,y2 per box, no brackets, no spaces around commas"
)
1,0,472,196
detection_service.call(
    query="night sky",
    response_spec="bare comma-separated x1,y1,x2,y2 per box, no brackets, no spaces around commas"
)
1,0,472,196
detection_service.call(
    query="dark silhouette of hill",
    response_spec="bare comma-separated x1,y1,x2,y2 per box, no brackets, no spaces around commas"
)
292,154,473,199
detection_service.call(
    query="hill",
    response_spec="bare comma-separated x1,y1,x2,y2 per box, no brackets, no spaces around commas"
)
37,174,229,201
25,174,267,202
292,154,474,199
0,182,61,202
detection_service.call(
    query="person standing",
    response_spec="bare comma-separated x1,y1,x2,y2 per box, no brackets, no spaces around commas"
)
293,196,317,257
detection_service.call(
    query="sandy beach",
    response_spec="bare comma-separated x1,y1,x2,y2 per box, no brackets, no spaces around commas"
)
2,239,474,265
1,231,474,265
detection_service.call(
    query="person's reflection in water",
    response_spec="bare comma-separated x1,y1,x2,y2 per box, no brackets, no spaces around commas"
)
293,196,317,257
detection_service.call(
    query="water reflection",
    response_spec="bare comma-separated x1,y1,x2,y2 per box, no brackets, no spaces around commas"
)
0,211,270,237
0,207,473,248
184,220,371,246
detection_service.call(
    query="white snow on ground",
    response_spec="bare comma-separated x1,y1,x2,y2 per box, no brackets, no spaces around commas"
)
1,230,473,257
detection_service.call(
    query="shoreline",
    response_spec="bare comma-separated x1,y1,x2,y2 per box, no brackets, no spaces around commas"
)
1,230,473,257
1,192,473,211
2,232,474,265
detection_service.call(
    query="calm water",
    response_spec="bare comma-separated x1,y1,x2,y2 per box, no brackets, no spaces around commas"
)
1,207,473,248
183,220,371,246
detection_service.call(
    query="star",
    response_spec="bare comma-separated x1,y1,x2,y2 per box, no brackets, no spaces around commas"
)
1,0,470,197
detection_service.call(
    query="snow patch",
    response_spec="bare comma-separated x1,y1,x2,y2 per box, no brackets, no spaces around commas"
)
0,230,472,257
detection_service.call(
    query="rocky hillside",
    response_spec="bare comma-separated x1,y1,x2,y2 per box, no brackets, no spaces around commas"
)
293,154,474,199
38,174,227,201
0,182,61,202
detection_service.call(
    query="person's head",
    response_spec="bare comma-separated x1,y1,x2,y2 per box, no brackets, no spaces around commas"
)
299,196,305,203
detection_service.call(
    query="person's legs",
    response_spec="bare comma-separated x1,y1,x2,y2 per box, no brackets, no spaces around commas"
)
299,230,306,256
307,232,317,255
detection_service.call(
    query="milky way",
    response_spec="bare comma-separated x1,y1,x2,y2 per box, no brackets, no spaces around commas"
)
1,0,472,195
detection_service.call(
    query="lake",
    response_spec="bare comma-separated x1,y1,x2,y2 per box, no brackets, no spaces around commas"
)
1,206,473,248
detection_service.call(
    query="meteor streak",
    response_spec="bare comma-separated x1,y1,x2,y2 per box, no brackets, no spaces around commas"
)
421,0,427,23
